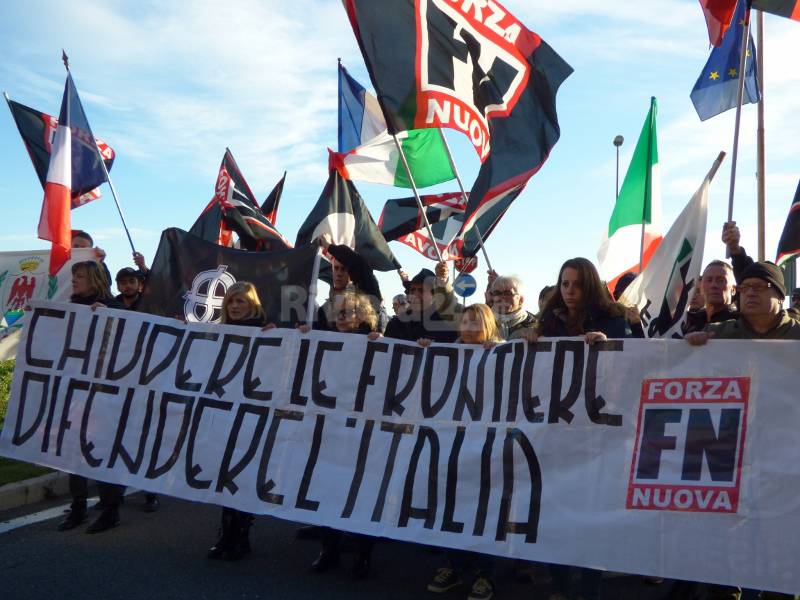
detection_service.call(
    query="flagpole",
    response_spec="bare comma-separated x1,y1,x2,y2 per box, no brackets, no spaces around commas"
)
61,53,138,256
437,129,494,272
639,97,656,274
756,9,766,261
726,6,753,227
306,246,323,327
391,133,444,262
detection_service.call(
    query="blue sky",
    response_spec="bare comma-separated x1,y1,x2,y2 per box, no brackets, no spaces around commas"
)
1,0,798,309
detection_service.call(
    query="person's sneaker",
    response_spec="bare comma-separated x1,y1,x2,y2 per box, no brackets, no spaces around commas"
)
86,509,120,534
427,568,463,593
467,577,493,600
143,495,159,513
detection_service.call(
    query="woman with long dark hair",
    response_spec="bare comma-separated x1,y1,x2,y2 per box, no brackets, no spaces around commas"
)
536,258,630,600
206,281,267,561
57,261,125,534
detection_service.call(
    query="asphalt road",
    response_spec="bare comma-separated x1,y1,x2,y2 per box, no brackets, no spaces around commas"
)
0,492,685,600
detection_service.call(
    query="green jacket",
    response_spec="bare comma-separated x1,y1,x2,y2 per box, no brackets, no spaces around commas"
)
706,311,800,340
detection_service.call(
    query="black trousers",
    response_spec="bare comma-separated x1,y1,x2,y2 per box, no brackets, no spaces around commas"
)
68,474,124,512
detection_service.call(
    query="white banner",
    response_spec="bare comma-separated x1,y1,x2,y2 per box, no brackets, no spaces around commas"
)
0,248,97,337
1,301,799,594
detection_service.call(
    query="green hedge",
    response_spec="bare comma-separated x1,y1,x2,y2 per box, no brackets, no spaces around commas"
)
0,359,52,486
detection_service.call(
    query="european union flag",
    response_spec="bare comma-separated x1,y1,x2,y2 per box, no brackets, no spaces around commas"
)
690,0,761,121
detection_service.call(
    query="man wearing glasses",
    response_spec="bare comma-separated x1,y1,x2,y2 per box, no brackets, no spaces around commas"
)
686,261,800,344
489,275,537,340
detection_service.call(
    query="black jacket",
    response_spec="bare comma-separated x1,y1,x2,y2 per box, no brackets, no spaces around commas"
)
384,309,458,343
71,292,123,310
538,307,631,339
682,305,737,335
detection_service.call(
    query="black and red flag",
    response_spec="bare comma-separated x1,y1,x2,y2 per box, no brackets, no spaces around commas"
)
205,148,291,251
379,191,466,260
343,0,572,259
261,171,286,225
776,180,800,267
5,96,115,208
752,0,800,21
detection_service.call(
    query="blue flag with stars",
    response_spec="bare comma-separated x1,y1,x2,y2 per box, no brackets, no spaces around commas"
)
690,0,760,121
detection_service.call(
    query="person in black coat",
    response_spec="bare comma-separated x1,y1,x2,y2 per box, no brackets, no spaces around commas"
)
530,258,631,600
57,261,126,534
384,267,458,343
306,290,379,579
206,282,268,561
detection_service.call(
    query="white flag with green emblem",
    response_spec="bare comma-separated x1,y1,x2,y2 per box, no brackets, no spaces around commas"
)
598,97,663,291
619,171,711,339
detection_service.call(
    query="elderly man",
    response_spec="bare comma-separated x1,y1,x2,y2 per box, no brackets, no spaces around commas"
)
490,275,536,340
683,260,737,334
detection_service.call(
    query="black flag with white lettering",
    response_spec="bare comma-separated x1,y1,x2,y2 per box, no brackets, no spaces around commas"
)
138,228,317,325
344,0,572,258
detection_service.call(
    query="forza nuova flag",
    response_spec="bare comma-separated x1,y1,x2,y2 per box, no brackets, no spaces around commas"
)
598,98,663,292
619,169,712,339
751,0,800,21
296,168,400,271
379,192,466,260
38,73,109,275
5,97,115,208
691,0,761,122
776,180,800,266
137,228,317,325
344,0,572,259
208,149,290,251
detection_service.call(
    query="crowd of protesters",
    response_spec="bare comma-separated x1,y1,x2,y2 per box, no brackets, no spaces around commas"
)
44,222,800,600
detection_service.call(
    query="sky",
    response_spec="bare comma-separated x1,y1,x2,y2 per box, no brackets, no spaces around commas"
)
0,0,798,312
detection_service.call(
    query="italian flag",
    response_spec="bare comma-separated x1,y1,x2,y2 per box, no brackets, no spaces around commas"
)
598,97,663,292
329,128,455,189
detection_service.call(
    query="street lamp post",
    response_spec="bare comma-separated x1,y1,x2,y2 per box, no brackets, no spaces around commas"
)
613,135,624,199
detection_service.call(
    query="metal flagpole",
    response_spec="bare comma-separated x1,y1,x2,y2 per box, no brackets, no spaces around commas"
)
755,9,766,261
391,133,444,262
437,128,494,272
63,52,138,256
726,7,753,226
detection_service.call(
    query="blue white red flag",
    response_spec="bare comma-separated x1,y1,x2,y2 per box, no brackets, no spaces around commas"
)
38,73,108,275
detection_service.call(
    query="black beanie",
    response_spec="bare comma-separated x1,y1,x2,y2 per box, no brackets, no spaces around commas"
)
740,261,786,298
410,268,436,286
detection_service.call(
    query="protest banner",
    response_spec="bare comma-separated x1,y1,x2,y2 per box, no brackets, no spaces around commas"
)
1,300,799,594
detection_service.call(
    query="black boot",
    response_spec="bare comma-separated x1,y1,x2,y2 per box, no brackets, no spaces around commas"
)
86,507,120,534
351,535,372,579
57,502,87,531
238,514,253,556
311,528,341,573
143,494,159,513
208,509,237,560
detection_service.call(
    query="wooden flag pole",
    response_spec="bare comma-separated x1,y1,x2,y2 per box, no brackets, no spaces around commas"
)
726,7,753,226
391,133,444,262
756,9,766,261
438,129,494,272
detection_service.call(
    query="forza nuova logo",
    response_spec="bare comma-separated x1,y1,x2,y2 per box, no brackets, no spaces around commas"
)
417,0,530,159
627,377,749,513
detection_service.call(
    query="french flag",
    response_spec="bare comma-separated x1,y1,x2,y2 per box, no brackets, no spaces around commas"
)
38,73,108,275
337,61,386,153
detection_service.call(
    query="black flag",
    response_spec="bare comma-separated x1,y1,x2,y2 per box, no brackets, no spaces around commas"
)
261,171,286,225
296,167,400,271
138,228,317,325
777,180,800,267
